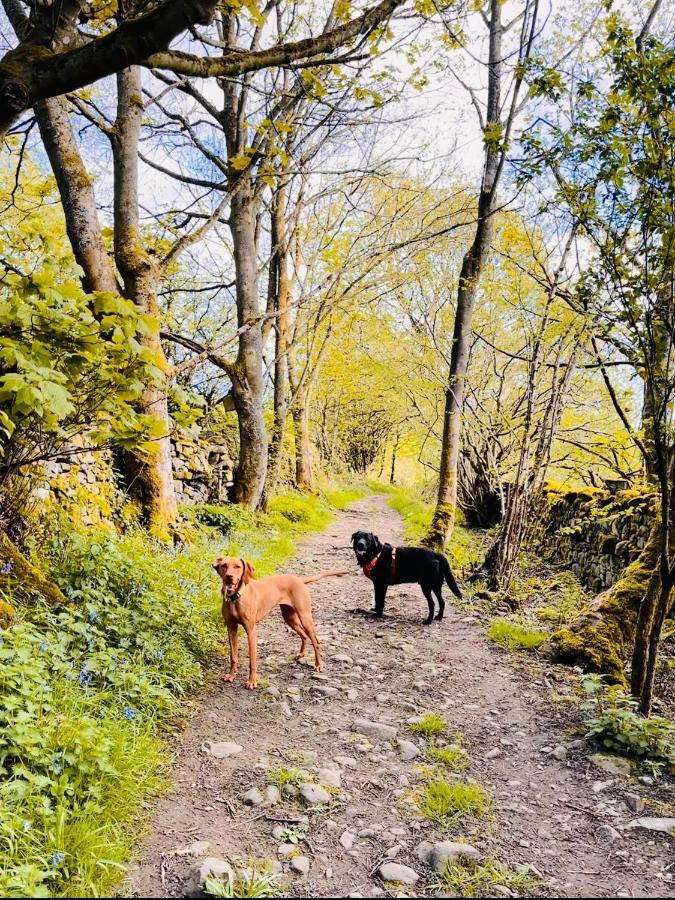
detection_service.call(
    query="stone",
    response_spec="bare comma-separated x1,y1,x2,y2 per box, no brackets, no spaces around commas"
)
313,685,339,697
277,843,296,857
335,755,358,769
318,768,341,788
242,788,264,806
378,862,419,885
265,785,281,805
550,745,568,761
300,783,331,805
185,857,233,896
202,740,243,759
416,841,481,873
340,830,356,850
346,689,359,701
396,739,420,762
291,855,311,876
591,754,632,777
352,718,397,741
176,840,210,858
271,825,285,840
596,824,622,844
485,747,502,759
332,654,354,664
624,793,644,814
626,817,675,834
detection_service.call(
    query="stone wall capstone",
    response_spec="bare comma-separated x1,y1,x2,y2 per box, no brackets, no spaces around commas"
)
534,487,656,593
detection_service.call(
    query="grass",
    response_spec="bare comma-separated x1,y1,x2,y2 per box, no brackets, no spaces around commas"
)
488,617,547,652
317,481,368,510
418,778,489,825
435,856,543,898
410,712,448,737
425,743,470,772
265,766,308,789
204,866,282,898
0,489,338,898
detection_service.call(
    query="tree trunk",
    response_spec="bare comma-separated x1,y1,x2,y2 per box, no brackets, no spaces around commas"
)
427,0,503,549
263,182,291,503
228,185,268,509
35,96,118,294
292,387,314,490
550,516,661,685
0,530,67,606
112,67,177,539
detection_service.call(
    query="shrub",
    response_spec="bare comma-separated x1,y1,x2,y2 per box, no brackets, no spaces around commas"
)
488,617,547,651
580,674,675,773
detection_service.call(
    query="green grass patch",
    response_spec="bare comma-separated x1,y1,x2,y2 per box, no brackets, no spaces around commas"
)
265,766,308,789
318,481,368,510
204,863,282,898
0,490,332,897
435,856,543,898
410,712,447,737
418,778,489,825
488,617,547,652
425,743,470,772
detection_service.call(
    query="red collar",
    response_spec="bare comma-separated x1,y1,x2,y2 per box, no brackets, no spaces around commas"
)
361,547,397,582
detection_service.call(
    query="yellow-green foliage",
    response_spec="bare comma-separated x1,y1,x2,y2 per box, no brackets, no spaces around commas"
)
488,617,547,651
410,712,447,737
418,778,489,825
265,766,308,788
425,743,470,772
0,491,332,898
318,481,368,510
435,856,543,898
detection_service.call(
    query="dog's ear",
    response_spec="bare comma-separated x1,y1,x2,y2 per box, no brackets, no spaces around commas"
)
212,558,225,575
242,559,255,583
371,533,381,551
351,532,359,544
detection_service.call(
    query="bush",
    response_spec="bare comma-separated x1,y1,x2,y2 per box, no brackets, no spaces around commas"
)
580,674,675,773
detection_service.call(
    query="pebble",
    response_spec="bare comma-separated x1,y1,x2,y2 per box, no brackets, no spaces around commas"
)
550,745,568,761
416,841,481,873
175,840,210,858
290,855,310,875
396,739,420,761
352,718,397,741
596,824,622,844
340,830,356,850
202,741,242,759
242,788,264,806
624,793,644,814
318,768,341,788
335,755,358,769
265,785,281,805
300,783,331,805
378,862,419,885
277,843,296,857
485,747,502,759
185,857,233,896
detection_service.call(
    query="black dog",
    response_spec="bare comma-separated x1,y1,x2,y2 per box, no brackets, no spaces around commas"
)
351,531,462,625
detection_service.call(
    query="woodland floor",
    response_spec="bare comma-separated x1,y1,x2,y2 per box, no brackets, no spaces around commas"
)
125,495,675,899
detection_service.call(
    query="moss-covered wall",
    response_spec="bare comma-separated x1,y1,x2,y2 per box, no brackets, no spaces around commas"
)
535,486,656,593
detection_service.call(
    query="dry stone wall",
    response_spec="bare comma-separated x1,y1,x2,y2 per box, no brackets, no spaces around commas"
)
535,487,656,593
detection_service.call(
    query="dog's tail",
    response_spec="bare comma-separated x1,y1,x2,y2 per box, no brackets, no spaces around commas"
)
300,570,352,585
441,555,463,599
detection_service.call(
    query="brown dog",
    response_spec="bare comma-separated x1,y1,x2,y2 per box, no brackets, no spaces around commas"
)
212,556,348,689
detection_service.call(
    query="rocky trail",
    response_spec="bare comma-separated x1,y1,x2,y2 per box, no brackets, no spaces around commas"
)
126,495,674,899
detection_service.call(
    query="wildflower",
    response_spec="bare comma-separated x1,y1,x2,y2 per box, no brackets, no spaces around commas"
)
50,851,65,867
0,560,12,574
22,820,31,832
78,668,93,687
123,705,136,721
39,640,48,655
51,756,62,775
88,609,100,623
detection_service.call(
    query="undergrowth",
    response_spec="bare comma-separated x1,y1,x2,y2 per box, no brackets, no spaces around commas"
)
435,856,543,898
488,616,547,652
0,489,339,897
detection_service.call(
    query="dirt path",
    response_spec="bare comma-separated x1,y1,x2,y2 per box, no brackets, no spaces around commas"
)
126,496,674,899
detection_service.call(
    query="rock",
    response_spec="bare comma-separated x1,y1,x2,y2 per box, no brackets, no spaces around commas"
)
352,718,397,741
396,739,420,762
277,843,296,857
332,654,354,664
185,857,233,896
313,685,339,697
176,840,210,858
596,824,622,844
300,783,331,805
378,862,419,885
626,817,675,834
335,756,358,769
592,779,615,793
271,825,285,840
290,855,310,876
416,841,481,873
265,785,281,805
624,793,644,814
485,747,502,759
339,830,356,850
346,689,359,701
202,741,243,759
318,767,341,788
282,783,299,800
591,754,632,777
278,701,293,717
242,788,264,806
550,745,568,762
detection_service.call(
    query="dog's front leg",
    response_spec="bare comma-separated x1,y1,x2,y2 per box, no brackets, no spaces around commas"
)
373,583,387,617
244,623,258,689
224,622,239,683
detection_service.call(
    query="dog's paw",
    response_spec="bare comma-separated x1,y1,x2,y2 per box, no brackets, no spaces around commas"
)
423,618,434,625
224,672,237,683
435,613,444,621
245,680,257,690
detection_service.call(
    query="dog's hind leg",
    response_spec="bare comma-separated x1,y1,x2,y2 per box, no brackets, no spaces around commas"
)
281,605,309,661
421,584,435,625
433,581,445,621
296,609,323,672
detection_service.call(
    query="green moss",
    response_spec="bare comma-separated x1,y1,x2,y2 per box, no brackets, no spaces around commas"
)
488,617,547,651
410,712,447,736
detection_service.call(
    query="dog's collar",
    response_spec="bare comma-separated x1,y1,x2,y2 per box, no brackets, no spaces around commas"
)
361,552,381,580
